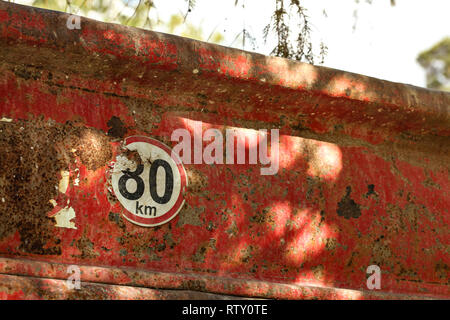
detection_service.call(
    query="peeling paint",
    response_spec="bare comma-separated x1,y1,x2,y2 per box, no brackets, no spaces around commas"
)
53,207,77,229
58,170,70,194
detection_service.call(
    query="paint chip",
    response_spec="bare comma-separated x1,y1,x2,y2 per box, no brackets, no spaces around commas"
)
58,170,70,193
73,168,80,186
53,207,77,229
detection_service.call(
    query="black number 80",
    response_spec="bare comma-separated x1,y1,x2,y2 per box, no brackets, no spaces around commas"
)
118,159,174,204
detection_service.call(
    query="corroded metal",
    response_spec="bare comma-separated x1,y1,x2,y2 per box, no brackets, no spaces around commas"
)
0,2,448,300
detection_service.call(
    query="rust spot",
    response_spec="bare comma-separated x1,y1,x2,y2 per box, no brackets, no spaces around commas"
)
364,184,378,198
176,204,204,227
180,280,207,292
124,149,142,166
371,240,393,267
66,283,112,300
192,239,216,263
186,168,209,196
250,207,274,224
325,238,337,251
0,117,114,255
225,220,238,238
312,264,325,280
192,244,208,263
74,127,112,171
434,261,449,280
106,187,118,205
240,245,254,263
0,119,65,255
337,186,361,219
108,212,126,230
107,116,127,139
74,230,100,259
13,65,41,81
122,98,161,133
163,232,176,249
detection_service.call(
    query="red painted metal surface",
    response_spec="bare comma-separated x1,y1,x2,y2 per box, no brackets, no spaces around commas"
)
0,2,449,299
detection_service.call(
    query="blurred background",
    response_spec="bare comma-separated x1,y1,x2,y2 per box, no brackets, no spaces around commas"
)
12,0,450,91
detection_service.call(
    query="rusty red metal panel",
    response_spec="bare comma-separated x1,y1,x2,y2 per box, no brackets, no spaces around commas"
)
0,2,449,300
0,273,251,300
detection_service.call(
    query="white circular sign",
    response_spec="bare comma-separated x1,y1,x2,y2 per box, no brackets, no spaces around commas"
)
111,136,187,227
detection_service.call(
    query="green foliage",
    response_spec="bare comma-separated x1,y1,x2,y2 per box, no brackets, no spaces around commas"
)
417,37,450,91
262,0,323,64
32,0,66,12
26,0,396,65
184,0,196,19
29,0,224,44
119,0,154,29
165,12,223,43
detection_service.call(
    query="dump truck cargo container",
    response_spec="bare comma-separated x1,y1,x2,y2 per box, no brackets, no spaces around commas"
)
0,2,448,300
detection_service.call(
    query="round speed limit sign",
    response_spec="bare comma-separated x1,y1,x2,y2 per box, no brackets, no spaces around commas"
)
111,136,188,227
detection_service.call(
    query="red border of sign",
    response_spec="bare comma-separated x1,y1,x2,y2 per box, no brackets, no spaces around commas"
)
118,136,187,227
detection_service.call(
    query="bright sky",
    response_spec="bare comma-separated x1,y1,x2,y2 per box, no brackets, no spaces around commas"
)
151,0,450,89
16,0,450,88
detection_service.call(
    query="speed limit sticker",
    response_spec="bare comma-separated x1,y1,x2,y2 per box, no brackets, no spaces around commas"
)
111,136,188,227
